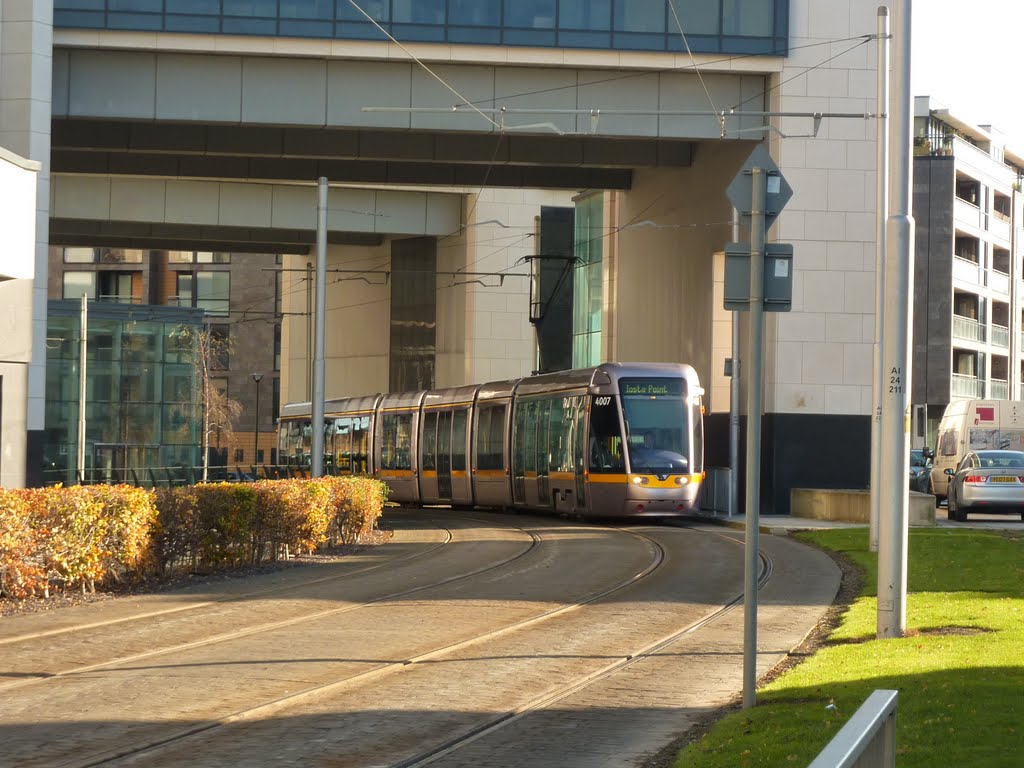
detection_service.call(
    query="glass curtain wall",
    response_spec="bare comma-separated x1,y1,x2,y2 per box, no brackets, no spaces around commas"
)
572,193,604,368
43,302,204,486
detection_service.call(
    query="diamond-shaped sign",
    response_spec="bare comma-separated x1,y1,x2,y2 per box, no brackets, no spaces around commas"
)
726,144,793,233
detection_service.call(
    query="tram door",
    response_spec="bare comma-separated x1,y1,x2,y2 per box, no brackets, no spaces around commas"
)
574,397,587,511
437,410,453,499
535,399,550,506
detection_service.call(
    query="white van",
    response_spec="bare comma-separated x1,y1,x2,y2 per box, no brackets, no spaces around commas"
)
931,399,1024,500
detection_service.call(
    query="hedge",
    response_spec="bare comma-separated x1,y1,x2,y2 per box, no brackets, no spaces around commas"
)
0,476,389,599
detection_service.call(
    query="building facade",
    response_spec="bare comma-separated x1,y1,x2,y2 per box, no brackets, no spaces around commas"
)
8,0,891,511
912,96,1024,447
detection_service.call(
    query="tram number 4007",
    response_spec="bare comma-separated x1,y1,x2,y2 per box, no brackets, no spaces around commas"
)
593,396,612,406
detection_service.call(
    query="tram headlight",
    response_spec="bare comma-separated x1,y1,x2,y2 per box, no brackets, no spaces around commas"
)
631,475,649,486
675,476,690,486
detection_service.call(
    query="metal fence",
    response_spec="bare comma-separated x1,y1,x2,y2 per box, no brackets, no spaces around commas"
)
42,464,312,488
807,689,898,768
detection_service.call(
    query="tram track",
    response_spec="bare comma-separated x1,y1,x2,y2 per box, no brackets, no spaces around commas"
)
49,521,670,768
395,527,770,768
0,520,543,692
49,523,766,768
0,519,455,649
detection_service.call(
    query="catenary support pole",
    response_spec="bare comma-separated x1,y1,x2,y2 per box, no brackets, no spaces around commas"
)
878,0,914,639
77,294,87,484
743,166,766,709
730,208,741,518
870,6,891,552
311,177,328,478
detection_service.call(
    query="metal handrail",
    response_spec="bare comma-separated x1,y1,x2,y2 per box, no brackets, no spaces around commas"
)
808,689,898,768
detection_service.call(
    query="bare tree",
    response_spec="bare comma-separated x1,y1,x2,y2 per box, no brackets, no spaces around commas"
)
176,325,242,481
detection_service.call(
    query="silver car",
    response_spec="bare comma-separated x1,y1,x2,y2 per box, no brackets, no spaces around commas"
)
945,450,1024,522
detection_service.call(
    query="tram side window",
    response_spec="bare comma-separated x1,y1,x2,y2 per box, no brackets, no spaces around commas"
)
334,417,353,473
352,416,370,474
691,400,704,473
422,412,437,471
382,413,413,470
477,405,506,470
548,396,579,473
589,397,624,473
534,399,551,475
452,409,468,472
523,400,538,475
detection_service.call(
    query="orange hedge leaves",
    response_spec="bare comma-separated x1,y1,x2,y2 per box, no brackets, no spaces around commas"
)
0,477,388,599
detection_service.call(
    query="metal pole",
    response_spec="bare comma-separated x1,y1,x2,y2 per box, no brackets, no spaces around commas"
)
870,6,891,552
311,177,328,478
878,0,914,639
77,294,88,484
743,166,766,709
730,208,741,517
252,373,263,470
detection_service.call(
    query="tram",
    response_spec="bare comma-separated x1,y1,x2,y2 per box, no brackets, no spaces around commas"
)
277,362,704,517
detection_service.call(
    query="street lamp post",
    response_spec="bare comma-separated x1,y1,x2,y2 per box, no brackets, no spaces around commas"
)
252,372,264,474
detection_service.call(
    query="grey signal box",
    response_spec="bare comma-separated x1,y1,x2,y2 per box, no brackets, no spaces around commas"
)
723,242,794,311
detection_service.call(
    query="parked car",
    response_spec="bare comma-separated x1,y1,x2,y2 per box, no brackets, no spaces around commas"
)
944,450,1024,522
909,448,933,494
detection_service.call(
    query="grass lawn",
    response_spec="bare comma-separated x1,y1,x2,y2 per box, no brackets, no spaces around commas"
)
673,528,1024,767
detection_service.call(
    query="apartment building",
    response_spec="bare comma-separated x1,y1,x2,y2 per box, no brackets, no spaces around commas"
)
912,96,1024,445
47,248,282,473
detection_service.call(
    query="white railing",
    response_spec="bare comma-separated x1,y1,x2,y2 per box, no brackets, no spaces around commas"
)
953,197,983,229
952,256,983,285
990,270,1010,295
951,373,985,398
990,379,1009,399
991,324,1010,348
952,315,985,343
808,689,898,768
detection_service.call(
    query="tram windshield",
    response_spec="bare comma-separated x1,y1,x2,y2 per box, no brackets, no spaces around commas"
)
619,378,693,475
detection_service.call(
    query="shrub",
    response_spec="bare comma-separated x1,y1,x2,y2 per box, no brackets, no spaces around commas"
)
318,476,388,544
193,483,258,567
0,489,44,598
84,485,158,584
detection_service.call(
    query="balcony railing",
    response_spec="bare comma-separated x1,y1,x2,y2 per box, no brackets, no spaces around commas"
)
990,269,1010,295
952,256,984,285
991,379,1009,399
991,323,1010,348
952,315,985,343
952,373,985,398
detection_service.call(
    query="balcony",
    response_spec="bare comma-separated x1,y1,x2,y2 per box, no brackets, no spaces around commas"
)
991,323,1010,348
952,256,984,285
951,373,985,398
990,379,1009,400
953,198,984,230
952,315,986,343
990,269,1010,295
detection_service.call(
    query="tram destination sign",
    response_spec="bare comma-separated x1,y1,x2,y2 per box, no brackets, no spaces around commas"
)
620,378,684,396
726,144,792,233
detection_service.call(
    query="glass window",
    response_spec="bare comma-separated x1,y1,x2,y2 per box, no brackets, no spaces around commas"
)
176,273,194,308
422,411,437,471
393,0,444,24
197,271,230,316
168,250,194,264
64,247,97,263
588,395,624,473
619,378,691,474
338,0,388,20
452,409,468,472
505,0,554,28
676,0,720,34
352,415,370,474
196,251,231,263
477,404,506,470
382,413,413,470
63,272,97,300
722,0,773,36
614,0,665,33
559,0,610,30
449,0,500,26
334,416,353,473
